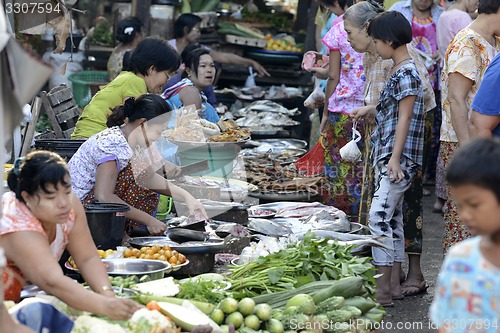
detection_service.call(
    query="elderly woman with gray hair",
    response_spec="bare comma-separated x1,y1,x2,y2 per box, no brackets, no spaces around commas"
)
344,0,436,297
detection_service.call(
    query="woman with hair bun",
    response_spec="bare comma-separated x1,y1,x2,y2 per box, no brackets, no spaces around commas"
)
1,150,142,317
107,16,144,81
68,94,208,236
72,37,180,139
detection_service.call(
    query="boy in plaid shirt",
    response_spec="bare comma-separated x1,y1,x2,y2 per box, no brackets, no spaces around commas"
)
352,11,424,307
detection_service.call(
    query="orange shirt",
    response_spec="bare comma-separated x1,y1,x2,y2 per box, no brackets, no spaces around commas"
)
0,192,75,301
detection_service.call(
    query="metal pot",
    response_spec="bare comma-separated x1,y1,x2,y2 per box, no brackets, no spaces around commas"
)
102,259,172,280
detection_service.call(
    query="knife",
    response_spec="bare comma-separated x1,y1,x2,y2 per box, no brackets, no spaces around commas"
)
179,160,210,176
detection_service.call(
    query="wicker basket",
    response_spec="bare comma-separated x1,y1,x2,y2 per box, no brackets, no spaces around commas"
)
68,71,109,108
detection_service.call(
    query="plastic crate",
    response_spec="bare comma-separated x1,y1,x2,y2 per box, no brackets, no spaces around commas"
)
68,71,109,108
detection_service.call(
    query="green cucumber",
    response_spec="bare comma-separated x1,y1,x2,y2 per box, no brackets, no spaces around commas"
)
312,277,365,305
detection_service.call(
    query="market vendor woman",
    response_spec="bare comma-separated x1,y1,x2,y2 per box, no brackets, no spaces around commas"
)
162,46,220,123
71,37,180,139
1,151,142,318
68,94,208,235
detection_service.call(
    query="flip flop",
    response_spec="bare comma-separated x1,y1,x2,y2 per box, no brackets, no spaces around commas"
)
392,295,405,300
401,280,428,296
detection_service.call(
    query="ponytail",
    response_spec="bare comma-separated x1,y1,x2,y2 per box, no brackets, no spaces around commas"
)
106,97,135,127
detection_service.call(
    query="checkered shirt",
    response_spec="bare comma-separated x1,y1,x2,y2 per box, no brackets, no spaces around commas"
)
371,61,425,166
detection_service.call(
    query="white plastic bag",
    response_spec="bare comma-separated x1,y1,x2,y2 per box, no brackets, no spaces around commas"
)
304,77,325,109
339,121,362,163
245,67,257,88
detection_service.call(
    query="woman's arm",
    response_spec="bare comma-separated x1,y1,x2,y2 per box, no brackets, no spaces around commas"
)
447,72,474,145
179,86,203,110
142,173,208,219
1,231,141,319
469,111,500,139
209,50,270,76
94,161,165,234
66,195,114,296
387,95,416,183
320,49,341,134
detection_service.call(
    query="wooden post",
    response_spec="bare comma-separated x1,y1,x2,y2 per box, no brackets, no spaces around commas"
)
131,0,152,36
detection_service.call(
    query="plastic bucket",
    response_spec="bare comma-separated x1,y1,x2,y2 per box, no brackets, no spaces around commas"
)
34,139,85,161
84,203,130,250
176,144,240,178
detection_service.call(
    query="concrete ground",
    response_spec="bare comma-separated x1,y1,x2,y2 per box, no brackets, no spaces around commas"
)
379,185,444,333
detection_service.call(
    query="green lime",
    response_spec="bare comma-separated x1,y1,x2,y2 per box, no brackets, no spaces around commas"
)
254,303,272,321
266,318,284,333
219,297,239,314
225,311,244,329
210,308,225,325
244,314,261,330
238,298,256,316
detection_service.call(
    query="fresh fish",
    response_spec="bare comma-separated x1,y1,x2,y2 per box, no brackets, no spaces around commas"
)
295,229,392,250
247,218,292,237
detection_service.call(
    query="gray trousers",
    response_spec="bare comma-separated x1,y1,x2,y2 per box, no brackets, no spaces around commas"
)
370,156,418,266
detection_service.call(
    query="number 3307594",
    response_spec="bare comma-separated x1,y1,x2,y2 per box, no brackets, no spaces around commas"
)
4,2,62,14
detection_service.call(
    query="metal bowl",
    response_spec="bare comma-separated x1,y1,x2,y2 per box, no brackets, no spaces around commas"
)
102,259,172,280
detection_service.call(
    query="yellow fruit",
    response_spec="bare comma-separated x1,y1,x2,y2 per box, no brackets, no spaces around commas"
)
97,250,105,258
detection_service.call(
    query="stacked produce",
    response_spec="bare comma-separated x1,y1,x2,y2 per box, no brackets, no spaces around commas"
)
123,245,187,266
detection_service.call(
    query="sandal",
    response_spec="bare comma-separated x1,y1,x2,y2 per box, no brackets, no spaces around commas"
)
401,280,428,296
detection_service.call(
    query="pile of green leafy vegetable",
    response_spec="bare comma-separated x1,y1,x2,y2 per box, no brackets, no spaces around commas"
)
177,279,230,304
228,232,376,298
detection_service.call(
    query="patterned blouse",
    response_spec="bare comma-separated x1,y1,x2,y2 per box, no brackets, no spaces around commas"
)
440,28,500,143
430,236,500,332
372,61,425,166
363,46,436,112
322,18,365,114
68,126,166,201
0,192,75,260
68,126,133,200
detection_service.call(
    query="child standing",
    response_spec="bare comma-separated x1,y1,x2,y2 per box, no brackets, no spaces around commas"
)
352,11,425,306
430,138,500,332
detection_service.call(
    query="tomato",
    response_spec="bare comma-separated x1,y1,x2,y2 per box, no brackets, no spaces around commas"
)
152,253,160,260
168,256,177,265
140,247,149,254
151,245,161,254
164,250,172,259
162,245,171,251
158,255,166,261
178,254,186,263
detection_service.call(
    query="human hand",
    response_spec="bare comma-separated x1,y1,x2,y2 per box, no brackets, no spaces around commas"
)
163,162,181,179
350,105,374,122
186,198,209,221
146,218,168,235
386,157,404,183
102,297,143,320
310,67,329,80
252,61,270,77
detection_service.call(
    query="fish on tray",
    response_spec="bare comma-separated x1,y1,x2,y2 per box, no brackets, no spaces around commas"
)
247,218,292,237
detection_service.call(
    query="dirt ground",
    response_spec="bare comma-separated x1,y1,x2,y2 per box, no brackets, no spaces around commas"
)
379,185,444,333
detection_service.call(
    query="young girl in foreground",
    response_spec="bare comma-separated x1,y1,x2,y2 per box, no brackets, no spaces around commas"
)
430,138,500,332
351,11,424,306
